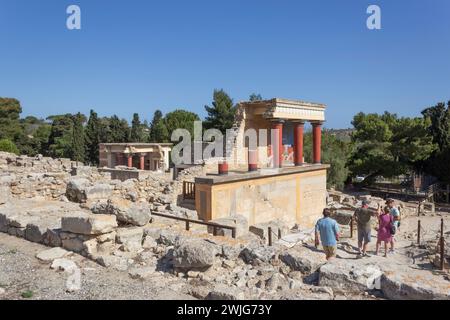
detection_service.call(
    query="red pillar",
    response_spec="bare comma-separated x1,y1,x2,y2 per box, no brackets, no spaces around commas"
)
218,161,229,175
139,154,145,170
312,122,323,164
127,154,133,168
271,121,284,168
293,122,304,166
115,153,121,166
248,149,258,172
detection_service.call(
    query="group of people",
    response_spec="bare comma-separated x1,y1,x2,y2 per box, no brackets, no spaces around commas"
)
315,198,401,260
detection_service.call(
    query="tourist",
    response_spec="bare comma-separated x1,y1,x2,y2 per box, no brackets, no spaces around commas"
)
375,206,393,257
386,198,400,254
353,200,378,258
315,208,340,260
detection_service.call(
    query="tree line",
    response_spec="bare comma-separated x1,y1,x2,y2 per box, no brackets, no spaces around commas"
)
1,93,448,188
0,89,241,165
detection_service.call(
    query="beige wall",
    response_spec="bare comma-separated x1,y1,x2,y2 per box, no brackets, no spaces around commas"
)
195,169,327,228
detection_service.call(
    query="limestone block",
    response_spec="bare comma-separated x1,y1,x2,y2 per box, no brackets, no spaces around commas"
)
207,215,248,238
173,238,218,271
85,184,114,201
116,227,144,252
98,199,151,227
61,213,118,235
36,247,71,263
381,269,450,300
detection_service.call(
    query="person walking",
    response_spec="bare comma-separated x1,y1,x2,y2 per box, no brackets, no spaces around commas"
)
386,199,400,254
376,206,394,257
315,208,340,260
354,200,378,258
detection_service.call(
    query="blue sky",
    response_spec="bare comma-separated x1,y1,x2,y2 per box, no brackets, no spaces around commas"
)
1,0,449,129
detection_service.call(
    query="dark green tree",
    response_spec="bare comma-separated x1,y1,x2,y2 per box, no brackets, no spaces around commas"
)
71,113,86,162
347,112,436,184
421,101,450,183
249,93,263,101
304,130,351,189
108,115,129,143
46,114,75,158
85,110,100,164
0,98,24,143
204,89,236,134
421,101,450,152
130,113,144,142
164,109,200,140
149,110,168,142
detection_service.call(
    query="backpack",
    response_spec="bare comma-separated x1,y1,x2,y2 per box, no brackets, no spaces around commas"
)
389,215,396,235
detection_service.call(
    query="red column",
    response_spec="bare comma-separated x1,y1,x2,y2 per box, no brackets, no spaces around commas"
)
312,122,323,164
139,154,145,170
248,149,258,172
127,154,133,168
115,153,121,166
293,122,304,166
271,121,284,168
218,161,228,175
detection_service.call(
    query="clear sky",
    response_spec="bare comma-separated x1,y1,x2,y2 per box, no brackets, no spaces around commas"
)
1,0,449,129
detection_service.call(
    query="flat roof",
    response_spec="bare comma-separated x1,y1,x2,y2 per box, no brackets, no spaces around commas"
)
239,98,326,109
195,164,330,185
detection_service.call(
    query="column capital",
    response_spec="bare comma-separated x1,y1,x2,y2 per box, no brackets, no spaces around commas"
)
310,120,325,126
292,120,306,125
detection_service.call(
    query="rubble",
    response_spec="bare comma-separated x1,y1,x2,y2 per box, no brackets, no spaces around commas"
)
1,151,449,300
173,238,219,271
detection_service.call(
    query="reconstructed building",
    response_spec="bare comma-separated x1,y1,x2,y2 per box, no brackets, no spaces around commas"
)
99,143,172,172
194,98,329,228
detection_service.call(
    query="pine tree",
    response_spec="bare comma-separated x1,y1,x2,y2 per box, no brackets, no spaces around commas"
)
130,113,144,142
149,110,168,142
204,89,236,133
85,109,100,165
249,93,263,101
109,115,129,142
71,112,85,162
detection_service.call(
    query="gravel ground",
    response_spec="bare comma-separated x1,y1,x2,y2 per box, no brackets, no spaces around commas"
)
0,233,194,300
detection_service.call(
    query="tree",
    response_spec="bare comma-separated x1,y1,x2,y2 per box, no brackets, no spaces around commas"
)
149,110,168,142
46,114,75,158
85,110,100,164
304,131,350,189
204,89,236,134
0,139,19,154
130,113,144,142
421,101,450,183
71,113,86,162
108,115,129,143
0,98,23,143
347,112,436,184
249,93,263,101
421,101,450,151
164,109,200,140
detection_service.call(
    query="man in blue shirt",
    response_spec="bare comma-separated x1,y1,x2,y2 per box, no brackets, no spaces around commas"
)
315,208,340,260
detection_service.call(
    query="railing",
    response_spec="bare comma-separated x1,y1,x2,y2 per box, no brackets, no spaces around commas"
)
182,181,195,200
151,211,237,239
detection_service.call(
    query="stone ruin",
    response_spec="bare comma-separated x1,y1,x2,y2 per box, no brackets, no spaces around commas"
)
1,151,450,300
